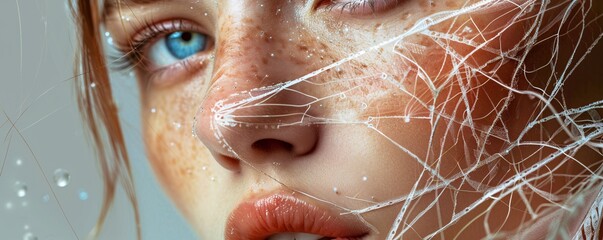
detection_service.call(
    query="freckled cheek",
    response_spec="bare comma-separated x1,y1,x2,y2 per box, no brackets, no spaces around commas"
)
142,92,216,210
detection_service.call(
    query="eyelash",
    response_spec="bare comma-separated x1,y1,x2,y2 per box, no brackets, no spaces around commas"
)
110,19,202,72
323,0,400,14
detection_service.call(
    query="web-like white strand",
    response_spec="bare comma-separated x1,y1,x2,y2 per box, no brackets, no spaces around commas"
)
199,0,603,239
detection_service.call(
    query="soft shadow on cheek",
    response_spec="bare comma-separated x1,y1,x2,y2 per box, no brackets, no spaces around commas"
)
139,77,219,207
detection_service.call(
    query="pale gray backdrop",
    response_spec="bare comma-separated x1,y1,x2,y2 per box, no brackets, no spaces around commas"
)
0,1,197,239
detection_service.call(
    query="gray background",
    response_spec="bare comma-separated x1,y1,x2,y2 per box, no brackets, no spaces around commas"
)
0,1,197,239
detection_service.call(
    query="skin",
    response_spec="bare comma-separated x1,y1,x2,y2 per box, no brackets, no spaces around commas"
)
105,0,603,239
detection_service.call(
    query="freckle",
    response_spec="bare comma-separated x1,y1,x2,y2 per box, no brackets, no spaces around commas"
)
298,45,308,51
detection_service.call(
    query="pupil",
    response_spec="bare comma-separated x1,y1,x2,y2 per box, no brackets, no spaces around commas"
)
180,32,192,42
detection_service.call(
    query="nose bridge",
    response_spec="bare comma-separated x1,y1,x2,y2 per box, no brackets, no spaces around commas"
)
213,1,284,85
194,1,320,171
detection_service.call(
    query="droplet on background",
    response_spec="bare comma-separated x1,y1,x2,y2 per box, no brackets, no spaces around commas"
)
16,158,23,166
79,190,89,201
15,182,27,198
362,176,368,181
23,232,37,240
41,194,50,203
53,168,71,188
5,202,13,209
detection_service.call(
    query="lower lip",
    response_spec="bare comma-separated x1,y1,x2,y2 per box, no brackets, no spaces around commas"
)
225,193,368,240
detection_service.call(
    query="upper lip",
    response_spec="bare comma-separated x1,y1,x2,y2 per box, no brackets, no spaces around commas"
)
225,192,369,240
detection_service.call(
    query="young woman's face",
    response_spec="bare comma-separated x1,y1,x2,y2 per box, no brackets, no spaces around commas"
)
105,0,601,239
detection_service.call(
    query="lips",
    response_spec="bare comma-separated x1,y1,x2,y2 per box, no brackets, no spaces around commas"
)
225,193,369,240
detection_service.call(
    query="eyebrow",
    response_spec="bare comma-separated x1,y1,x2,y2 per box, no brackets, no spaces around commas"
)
103,0,162,19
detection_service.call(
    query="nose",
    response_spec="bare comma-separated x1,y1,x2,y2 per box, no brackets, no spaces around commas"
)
194,2,319,171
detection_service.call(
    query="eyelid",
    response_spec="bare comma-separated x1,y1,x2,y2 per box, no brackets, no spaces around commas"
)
319,0,401,15
131,19,204,46
110,18,209,71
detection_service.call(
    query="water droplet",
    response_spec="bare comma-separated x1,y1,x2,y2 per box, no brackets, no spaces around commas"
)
361,102,368,109
5,202,13,209
104,32,110,37
333,187,339,194
270,53,275,57
150,108,157,113
79,190,89,201
462,26,473,34
23,232,38,240
380,73,388,80
53,169,71,188
190,6,194,9
15,182,27,198
107,37,113,46
339,93,346,99
404,116,410,123
24,225,29,230
362,176,368,181
90,82,96,88
172,121,182,129
204,12,208,16
41,194,49,203
202,165,208,171
21,201,28,207
16,158,23,166
210,176,216,182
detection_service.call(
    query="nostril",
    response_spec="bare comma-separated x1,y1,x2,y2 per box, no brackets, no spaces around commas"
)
252,139,294,153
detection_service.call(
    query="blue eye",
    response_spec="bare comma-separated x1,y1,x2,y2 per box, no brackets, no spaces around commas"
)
148,31,208,67
166,32,206,59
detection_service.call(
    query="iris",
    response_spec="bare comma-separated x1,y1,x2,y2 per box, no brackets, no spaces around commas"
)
165,31,207,60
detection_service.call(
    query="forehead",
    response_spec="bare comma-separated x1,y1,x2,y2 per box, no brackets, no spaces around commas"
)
104,0,172,18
